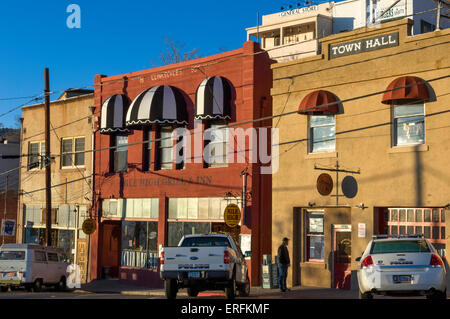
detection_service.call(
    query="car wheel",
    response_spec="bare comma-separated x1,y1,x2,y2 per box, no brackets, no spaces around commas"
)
33,279,43,293
165,279,178,300
238,275,251,297
358,290,373,299
187,287,199,297
225,276,237,300
427,289,447,300
56,277,67,292
0,286,8,292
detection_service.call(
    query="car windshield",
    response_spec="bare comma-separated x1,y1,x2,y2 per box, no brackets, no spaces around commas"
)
371,240,430,254
0,251,26,260
180,237,231,247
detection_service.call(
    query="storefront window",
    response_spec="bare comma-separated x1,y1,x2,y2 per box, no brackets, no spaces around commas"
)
167,222,211,247
305,211,324,262
393,104,425,146
121,221,158,269
309,115,335,153
387,207,446,257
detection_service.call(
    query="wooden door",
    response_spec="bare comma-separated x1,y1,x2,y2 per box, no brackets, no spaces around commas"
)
333,228,352,290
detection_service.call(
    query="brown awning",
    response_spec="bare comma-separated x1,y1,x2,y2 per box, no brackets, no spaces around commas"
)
381,76,430,105
298,90,339,114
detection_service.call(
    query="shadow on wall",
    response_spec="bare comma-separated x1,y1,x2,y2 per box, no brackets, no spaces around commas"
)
332,17,355,34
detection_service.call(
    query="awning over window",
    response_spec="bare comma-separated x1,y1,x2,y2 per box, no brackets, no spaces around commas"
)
100,94,130,134
125,85,188,128
381,76,430,105
195,76,232,121
298,90,339,114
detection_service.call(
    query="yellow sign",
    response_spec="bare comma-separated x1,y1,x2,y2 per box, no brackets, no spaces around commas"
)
82,218,97,235
224,204,241,228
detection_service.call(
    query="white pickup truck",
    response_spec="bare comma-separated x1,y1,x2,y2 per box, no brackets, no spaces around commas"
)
160,233,250,299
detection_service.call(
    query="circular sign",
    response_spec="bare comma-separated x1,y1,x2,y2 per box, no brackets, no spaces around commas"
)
342,175,358,199
317,173,333,196
224,204,242,228
82,218,97,235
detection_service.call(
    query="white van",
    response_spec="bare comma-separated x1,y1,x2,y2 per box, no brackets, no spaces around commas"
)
0,244,69,292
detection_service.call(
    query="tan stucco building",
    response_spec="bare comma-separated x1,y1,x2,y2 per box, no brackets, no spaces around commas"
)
17,89,94,282
271,19,450,290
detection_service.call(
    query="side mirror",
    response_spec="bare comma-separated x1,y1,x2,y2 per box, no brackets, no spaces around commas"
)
244,251,252,258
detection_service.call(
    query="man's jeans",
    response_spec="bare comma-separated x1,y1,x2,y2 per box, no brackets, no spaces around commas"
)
277,263,288,291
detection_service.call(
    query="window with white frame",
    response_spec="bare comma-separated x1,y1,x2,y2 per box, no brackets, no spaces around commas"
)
113,135,128,173
308,115,335,153
204,122,228,167
28,141,45,170
392,103,425,146
158,126,173,170
61,137,85,168
304,210,324,262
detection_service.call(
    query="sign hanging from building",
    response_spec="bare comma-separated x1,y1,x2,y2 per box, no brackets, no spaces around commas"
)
224,204,241,228
329,32,399,59
82,218,97,235
1,219,16,236
317,173,333,196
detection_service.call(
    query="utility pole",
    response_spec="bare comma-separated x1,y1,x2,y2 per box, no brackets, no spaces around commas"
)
437,0,442,31
44,68,52,247
2,175,8,245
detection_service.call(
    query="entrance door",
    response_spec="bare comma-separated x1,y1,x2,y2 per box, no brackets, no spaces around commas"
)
100,222,121,279
333,226,351,290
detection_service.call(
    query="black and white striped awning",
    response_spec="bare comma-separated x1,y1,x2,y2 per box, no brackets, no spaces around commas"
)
125,85,188,127
195,76,232,121
100,94,130,134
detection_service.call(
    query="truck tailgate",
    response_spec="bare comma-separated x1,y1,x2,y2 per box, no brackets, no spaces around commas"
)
162,246,227,271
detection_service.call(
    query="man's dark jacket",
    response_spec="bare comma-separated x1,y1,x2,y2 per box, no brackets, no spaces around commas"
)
278,244,290,265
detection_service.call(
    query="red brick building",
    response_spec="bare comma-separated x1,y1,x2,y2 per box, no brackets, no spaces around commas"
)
89,41,274,286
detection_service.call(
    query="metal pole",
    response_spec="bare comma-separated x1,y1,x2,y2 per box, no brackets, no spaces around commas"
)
2,175,8,245
44,68,52,247
437,0,442,31
257,12,260,44
336,161,339,206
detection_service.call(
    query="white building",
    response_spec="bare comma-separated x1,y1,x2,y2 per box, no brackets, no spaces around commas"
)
333,0,449,35
247,0,448,62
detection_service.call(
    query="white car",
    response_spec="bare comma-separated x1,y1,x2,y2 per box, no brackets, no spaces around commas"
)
356,235,447,299
0,244,69,292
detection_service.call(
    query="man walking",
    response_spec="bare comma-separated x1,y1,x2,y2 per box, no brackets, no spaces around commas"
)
277,237,290,292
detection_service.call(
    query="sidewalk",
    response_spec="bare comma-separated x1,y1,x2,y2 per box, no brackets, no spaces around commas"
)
73,279,358,299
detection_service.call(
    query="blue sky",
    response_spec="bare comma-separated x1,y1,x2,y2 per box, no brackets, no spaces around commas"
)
0,0,346,128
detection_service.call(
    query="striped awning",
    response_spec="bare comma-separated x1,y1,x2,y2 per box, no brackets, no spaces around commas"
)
126,85,188,127
100,94,130,134
195,76,232,120
298,90,339,114
381,76,430,104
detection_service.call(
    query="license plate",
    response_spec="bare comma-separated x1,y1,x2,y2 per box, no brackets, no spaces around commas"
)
188,272,201,278
6,272,15,277
393,275,411,284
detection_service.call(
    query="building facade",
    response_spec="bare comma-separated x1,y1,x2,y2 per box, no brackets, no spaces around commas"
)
333,0,450,34
271,19,450,289
247,0,447,63
18,90,94,283
0,139,20,244
90,41,273,286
